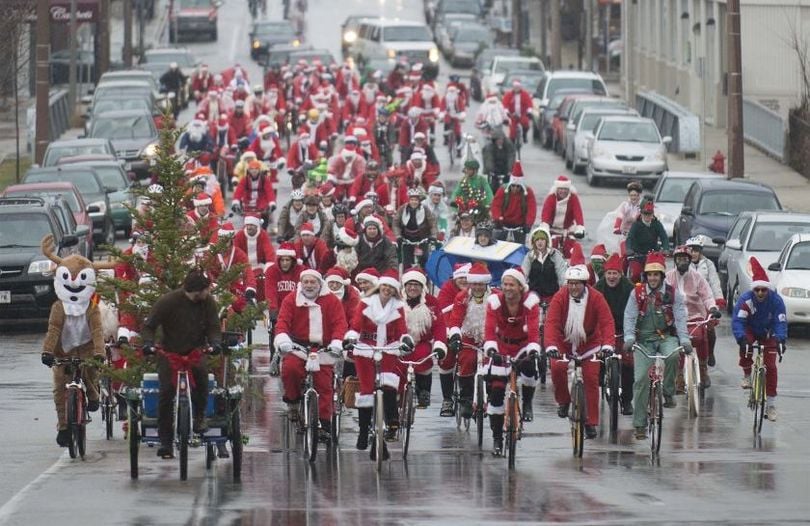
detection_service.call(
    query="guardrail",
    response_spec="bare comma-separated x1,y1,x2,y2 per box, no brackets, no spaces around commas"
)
742,97,788,163
635,91,700,155
48,89,71,141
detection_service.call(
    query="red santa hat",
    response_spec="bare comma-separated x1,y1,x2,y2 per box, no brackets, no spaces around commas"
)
356,267,380,287
554,175,572,190
300,268,323,284
644,252,667,274
512,80,522,89
453,262,472,280
509,160,525,188
319,182,336,197
378,269,400,291
344,135,358,145
466,262,492,284
217,222,236,238
502,267,527,289
244,213,262,227
604,253,623,273
590,243,607,261
568,242,586,267
277,242,296,258
750,256,771,289
300,222,316,236
354,199,374,214
325,267,351,286
193,192,212,207
401,267,427,288
336,226,359,247
413,131,427,141
363,215,384,231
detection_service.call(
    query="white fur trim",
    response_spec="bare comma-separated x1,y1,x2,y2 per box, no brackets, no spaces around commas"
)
244,215,262,227
193,196,212,206
488,364,510,377
380,372,400,389
274,332,292,350
345,329,360,341
448,326,461,338
277,248,296,257
453,263,472,279
355,393,374,408
502,269,527,289
378,276,400,290
487,403,505,415
523,292,540,309
487,295,501,310
525,342,541,353
483,341,498,352
355,272,378,287
519,374,538,387
401,269,427,288
433,340,447,352
308,299,323,344
751,280,770,289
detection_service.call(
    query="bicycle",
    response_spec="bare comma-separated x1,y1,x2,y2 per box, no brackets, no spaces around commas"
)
489,349,531,468
513,120,524,160
53,357,93,460
462,343,487,449
746,342,783,436
559,349,600,458
332,358,344,446
601,340,623,444
100,343,117,440
398,237,436,275
633,343,676,458
399,352,441,459
488,173,507,195
684,317,715,418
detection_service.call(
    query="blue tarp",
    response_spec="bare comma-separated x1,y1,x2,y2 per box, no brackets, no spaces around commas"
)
425,245,529,287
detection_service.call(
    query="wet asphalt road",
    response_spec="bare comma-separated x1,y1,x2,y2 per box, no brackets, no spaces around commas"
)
1,0,810,523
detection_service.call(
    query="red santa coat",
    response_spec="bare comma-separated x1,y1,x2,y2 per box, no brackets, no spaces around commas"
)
443,289,491,377
544,286,614,356
411,91,441,114
483,291,542,371
247,135,284,163
206,244,256,313
339,286,362,327
293,237,334,275
491,186,538,227
336,70,359,99
233,229,275,271
540,192,585,231
191,72,214,96
198,96,223,122
302,119,335,147
114,247,158,336
402,294,448,375
341,97,362,126
264,262,304,312
186,210,219,242
440,93,467,117
286,140,320,171
348,176,387,204
346,295,409,403
436,279,463,322
403,160,439,190
274,285,348,365
344,214,396,242
327,154,366,189
398,118,429,148
233,174,276,211
502,89,533,121
228,112,253,144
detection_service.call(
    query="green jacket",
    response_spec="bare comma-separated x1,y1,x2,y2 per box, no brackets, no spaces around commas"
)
626,217,669,255
450,174,493,213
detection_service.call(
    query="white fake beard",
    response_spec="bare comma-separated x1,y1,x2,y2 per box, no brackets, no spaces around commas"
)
54,265,97,316
461,298,486,343
564,291,588,350
335,247,358,274
350,95,360,107
363,88,376,103
132,245,149,260
260,140,274,154
405,301,433,342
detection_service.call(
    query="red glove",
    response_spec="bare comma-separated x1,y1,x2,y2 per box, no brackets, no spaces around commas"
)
715,298,727,310
613,228,622,235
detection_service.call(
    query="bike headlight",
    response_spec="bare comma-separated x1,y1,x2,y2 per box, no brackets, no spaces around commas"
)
252,40,261,49
142,143,158,158
343,30,357,44
28,259,57,275
429,47,440,63
387,49,397,59
292,38,301,47
781,287,809,298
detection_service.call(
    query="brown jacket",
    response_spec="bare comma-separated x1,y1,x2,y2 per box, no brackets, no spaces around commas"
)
43,301,104,358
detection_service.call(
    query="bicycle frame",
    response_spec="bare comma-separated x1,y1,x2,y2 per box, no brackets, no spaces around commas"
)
354,343,400,470
560,351,598,457
399,352,440,458
747,342,767,435
633,343,670,457
55,357,90,460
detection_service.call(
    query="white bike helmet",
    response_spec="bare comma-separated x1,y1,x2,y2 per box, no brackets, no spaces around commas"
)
685,235,706,248
290,189,305,201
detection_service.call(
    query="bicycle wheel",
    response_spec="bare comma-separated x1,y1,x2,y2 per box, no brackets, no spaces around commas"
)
128,403,139,480
753,367,766,435
230,404,242,482
454,375,462,430
205,443,216,470
475,375,485,450
304,390,319,463
66,390,78,459
607,359,621,443
332,387,342,447
649,382,664,456
538,353,547,386
374,389,385,471
401,384,415,459
102,377,114,440
685,356,700,418
506,394,518,469
448,130,456,167
571,381,585,458
178,402,190,481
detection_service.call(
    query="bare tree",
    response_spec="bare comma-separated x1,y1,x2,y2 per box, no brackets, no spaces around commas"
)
783,17,810,115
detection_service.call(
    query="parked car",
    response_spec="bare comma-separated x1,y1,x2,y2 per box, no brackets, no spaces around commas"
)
586,116,671,187
23,166,116,246
98,70,160,95
445,23,493,68
55,158,136,236
0,197,81,321
429,0,484,29
435,13,478,54
533,70,608,114
341,15,375,57
470,48,519,102
651,171,723,241
83,94,169,136
716,211,810,310
141,47,199,107
561,97,627,160
551,94,603,153
673,179,783,262
264,44,314,67
532,88,591,148
169,0,222,42
352,19,440,74
41,138,117,167
766,233,810,325
85,109,159,178
485,55,544,95
250,20,299,63
567,107,636,174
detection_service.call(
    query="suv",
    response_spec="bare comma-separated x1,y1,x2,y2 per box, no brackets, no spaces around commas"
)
169,0,222,42
353,19,440,74
674,179,783,262
0,197,80,321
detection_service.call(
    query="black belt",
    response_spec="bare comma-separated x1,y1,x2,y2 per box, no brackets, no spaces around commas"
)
498,335,526,345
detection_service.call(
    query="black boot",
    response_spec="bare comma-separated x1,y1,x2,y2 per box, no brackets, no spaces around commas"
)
356,407,371,450
621,365,634,415
370,438,390,461
458,376,475,419
439,373,454,400
319,419,332,443
415,374,432,409
521,385,535,422
56,429,70,447
490,414,504,456
383,389,399,441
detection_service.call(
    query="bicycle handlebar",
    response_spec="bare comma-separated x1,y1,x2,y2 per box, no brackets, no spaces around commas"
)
400,352,442,367
631,343,676,359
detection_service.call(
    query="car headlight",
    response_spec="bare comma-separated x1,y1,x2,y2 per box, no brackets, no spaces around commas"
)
591,146,610,160
252,40,261,49
343,30,357,43
649,150,666,161
429,47,440,63
28,259,57,275
387,49,397,59
781,287,810,298
88,200,107,214
142,143,158,158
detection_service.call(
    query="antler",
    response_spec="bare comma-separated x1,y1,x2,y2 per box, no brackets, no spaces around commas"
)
93,256,119,271
40,235,63,266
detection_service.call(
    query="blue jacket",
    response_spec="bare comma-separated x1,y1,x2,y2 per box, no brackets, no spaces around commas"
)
731,290,787,342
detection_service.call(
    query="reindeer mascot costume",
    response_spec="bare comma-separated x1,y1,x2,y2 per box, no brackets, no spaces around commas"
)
39,235,117,447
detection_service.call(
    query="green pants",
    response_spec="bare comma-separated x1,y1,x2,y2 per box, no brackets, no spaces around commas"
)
633,337,680,429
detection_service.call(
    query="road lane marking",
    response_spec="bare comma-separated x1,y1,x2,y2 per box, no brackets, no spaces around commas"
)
0,452,68,524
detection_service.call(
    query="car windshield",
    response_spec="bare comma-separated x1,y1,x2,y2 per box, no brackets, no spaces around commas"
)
572,101,625,123
44,145,109,166
747,223,810,251
0,214,53,248
91,114,155,140
454,27,490,43
658,177,699,203
495,60,541,74
580,113,615,132
698,192,780,216
94,98,151,114
94,85,151,99
547,78,606,99
504,74,544,92
597,121,660,143
786,242,810,270
145,52,194,67
86,166,127,190
255,24,295,37
383,26,432,42
178,0,211,6
26,172,101,195
5,190,80,212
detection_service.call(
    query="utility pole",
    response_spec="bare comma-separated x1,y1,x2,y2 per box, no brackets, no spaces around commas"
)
34,0,51,164
99,0,110,76
550,0,561,70
123,0,133,67
540,0,547,63
584,0,593,71
68,0,78,112
727,0,744,178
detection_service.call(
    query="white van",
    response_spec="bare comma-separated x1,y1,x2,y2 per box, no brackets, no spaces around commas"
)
352,18,440,71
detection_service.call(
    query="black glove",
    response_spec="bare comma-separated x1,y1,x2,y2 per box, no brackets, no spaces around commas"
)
448,333,461,352
142,342,156,356
486,347,498,358
117,335,129,346
490,353,504,367
433,345,447,361
41,352,54,367
710,307,722,319
400,335,415,354
681,341,694,355
600,346,613,358
342,338,355,351
778,341,786,355
245,289,257,301
546,347,560,359
737,339,748,356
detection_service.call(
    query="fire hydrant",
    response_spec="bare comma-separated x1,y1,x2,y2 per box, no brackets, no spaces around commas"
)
709,150,726,174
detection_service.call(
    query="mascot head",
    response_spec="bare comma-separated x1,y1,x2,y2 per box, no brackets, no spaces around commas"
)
41,235,116,315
